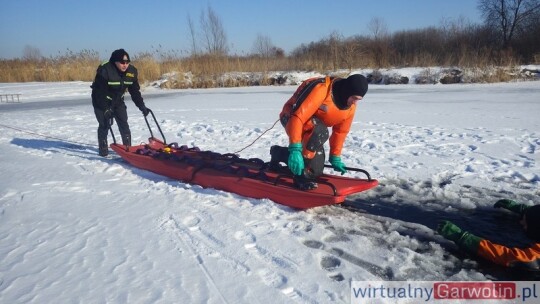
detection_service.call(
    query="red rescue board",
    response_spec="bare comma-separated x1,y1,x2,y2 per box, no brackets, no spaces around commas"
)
111,138,378,209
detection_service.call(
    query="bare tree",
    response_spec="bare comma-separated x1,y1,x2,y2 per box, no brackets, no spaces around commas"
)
367,17,389,40
252,34,275,58
252,34,275,73
478,0,540,49
367,17,391,67
199,5,228,56
342,38,366,71
22,45,42,61
187,14,199,55
327,31,342,71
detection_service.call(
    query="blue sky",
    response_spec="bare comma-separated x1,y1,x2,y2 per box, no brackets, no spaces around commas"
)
1,0,482,59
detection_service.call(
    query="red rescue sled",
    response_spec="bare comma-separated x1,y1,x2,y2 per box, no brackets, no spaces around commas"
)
109,111,378,209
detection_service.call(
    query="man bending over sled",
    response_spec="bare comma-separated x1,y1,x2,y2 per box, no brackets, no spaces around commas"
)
270,74,369,190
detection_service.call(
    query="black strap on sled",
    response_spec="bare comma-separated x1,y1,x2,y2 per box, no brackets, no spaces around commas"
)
136,143,374,197
144,109,167,144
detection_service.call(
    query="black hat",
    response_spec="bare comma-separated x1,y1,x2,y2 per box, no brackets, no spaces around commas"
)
332,74,368,109
344,74,368,97
524,205,540,241
110,49,130,62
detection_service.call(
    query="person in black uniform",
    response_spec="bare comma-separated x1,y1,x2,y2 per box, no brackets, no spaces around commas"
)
91,49,150,156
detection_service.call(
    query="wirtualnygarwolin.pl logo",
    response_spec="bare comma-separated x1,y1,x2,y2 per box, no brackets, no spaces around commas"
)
351,281,538,303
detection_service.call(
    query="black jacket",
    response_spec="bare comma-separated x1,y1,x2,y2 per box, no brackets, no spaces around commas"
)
91,61,145,111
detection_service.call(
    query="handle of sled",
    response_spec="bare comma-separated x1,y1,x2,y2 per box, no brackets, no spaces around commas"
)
324,165,373,181
144,109,167,144
106,112,117,144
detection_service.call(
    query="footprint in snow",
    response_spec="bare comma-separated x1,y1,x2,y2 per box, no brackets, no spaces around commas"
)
303,239,324,249
234,230,256,248
303,239,394,281
257,268,287,288
323,226,352,243
320,255,341,271
182,216,200,230
521,142,536,154
328,273,345,281
303,240,345,282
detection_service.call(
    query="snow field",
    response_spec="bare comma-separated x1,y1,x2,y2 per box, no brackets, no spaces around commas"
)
0,80,539,303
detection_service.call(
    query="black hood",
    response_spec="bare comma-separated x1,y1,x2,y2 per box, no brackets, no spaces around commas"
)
332,74,368,109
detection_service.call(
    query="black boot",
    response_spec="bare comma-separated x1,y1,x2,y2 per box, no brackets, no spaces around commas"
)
98,139,108,157
269,145,289,171
303,149,325,180
293,174,318,190
122,134,131,146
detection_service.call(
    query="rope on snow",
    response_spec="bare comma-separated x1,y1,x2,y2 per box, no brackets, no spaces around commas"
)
0,123,97,148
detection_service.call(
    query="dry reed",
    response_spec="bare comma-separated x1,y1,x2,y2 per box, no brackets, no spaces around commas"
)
0,49,533,86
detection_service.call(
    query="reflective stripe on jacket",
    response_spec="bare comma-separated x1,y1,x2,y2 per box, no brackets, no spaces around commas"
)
91,61,144,111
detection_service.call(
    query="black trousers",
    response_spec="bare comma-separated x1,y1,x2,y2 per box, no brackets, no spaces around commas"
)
303,118,328,178
94,103,131,146
276,117,329,179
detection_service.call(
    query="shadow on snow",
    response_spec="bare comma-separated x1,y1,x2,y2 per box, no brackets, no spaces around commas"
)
344,179,539,281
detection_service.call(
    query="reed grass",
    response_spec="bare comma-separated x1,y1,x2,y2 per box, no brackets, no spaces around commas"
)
0,49,534,86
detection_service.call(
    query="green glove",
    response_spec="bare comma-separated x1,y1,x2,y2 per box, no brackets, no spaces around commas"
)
437,220,463,243
329,155,347,175
494,199,528,215
437,221,482,254
288,143,304,176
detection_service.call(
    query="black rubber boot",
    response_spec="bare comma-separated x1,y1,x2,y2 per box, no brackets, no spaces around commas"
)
293,174,318,190
122,134,131,146
304,149,325,180
98,139,108,157
269,145,289,171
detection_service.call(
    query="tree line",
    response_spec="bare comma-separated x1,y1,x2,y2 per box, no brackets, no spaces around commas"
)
282,0,540,71
1,0,538,84
186,1,539,70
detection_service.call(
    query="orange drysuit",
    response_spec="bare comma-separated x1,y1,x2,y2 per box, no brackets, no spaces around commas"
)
280,76,356,159
477,239,540,270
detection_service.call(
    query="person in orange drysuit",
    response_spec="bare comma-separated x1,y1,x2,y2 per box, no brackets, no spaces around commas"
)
269,74,368,190
438,200,540,271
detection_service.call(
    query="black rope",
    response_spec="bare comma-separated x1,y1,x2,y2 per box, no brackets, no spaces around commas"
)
232,119,280,155
1,116,281,157
0,123,97,148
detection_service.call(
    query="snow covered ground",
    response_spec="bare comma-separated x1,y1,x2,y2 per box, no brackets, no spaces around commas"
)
0,76,539,303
